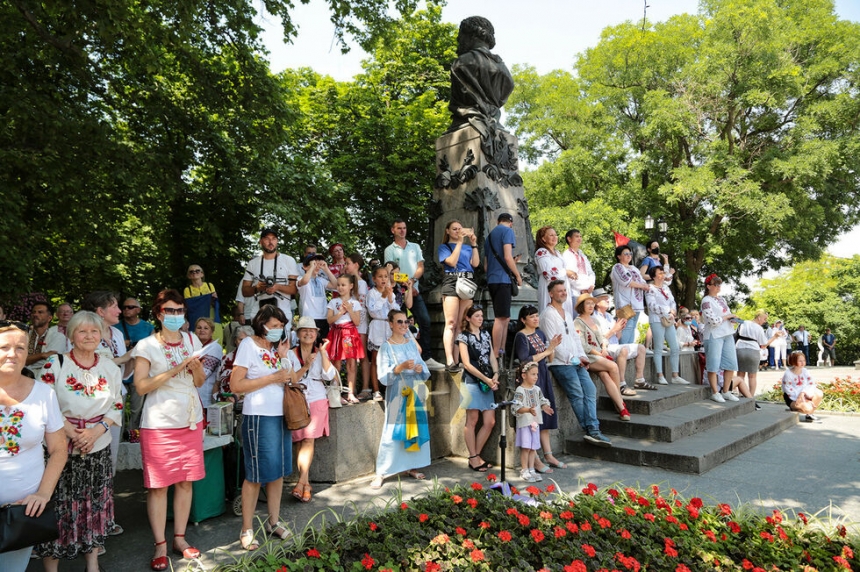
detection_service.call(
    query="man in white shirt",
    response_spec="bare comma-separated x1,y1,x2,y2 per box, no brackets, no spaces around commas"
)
241,228,299,328
383,218,444,371
540,279,612,447
26,301,67,379
793,325,810,362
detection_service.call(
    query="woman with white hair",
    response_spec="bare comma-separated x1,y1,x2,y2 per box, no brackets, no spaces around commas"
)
735,310,778,410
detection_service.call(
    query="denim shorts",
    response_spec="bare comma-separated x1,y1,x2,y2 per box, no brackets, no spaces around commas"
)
703,333,739,373
241,414,293,483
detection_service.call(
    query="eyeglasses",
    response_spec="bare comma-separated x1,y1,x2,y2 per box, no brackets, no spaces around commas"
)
189,269,203,274
393,319,408,325
0,320,29,332
123,305,140,310
161,308,185,315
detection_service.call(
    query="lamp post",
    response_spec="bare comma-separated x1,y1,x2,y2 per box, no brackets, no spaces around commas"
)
644,212,654,232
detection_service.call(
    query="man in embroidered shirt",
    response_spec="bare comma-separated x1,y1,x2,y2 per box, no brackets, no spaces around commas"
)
540,280,611,447
26,301,66,379
383,218,444,371
241,228,299,328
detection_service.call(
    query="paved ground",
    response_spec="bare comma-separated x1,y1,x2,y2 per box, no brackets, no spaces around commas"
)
31,366,860,571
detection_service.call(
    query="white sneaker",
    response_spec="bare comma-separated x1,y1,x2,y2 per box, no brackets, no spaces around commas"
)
520,469,538,483
710,393,726,403
372,391,384,401
424,358,446,371
531,469,543,482
672,375,690,385
721,392,739,402
656,375,669,385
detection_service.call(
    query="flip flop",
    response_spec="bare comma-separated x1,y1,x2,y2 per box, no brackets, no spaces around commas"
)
406,469,426,480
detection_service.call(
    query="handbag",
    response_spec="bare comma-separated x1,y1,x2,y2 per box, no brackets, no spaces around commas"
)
326,379,343,409
455,274,478,300
0,501,59,553
660,315,675,328
283,381,311,430
616,304,635,320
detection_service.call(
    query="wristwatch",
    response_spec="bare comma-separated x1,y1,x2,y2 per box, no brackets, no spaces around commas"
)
99,421,110,433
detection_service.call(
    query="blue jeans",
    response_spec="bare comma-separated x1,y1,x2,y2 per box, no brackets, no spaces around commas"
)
703,333,739,373
410,294,432,361
0,546,33,572
650,320,679,375
549,364,599,434
620,311,640,344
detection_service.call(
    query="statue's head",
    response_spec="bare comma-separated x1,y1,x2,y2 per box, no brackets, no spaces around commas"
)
457,16,496,55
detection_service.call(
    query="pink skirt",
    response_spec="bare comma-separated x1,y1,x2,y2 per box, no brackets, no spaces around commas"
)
327,323,366,361
291,399,330,441
140,426,205,489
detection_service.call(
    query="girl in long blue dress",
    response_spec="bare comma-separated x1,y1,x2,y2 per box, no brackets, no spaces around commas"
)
370,310,431,489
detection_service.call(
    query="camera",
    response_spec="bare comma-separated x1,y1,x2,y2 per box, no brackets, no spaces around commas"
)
264,276,275,287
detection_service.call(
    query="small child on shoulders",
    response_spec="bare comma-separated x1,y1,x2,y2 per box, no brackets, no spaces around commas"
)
513,362,554,483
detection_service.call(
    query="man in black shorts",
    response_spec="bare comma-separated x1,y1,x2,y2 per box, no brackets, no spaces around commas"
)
484,213,522,357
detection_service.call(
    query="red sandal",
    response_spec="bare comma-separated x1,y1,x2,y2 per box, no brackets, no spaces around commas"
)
173,533,201,559
150,540,168,571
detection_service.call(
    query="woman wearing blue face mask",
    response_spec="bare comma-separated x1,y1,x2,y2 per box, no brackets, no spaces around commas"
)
229,304,294,550
132,289,206,571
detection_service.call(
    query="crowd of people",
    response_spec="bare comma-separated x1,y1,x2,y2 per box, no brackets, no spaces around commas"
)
0,216,833,571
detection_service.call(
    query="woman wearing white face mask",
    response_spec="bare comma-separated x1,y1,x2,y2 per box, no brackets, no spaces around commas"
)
132,290,206,571
229,304,295,550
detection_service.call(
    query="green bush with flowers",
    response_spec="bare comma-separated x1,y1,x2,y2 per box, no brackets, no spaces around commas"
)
215,476,858,572
759,377,860,413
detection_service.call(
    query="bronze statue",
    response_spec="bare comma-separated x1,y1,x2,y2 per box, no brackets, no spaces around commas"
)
448,16,514,133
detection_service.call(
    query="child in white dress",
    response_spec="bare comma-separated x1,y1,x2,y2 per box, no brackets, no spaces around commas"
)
513,362,554,483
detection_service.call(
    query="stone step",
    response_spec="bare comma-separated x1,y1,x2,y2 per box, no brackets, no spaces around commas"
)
597,397,755,442
567,402,797,474
597,383,711,415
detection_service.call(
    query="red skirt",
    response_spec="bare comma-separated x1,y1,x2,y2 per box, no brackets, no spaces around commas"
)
140,425,205,489
327,323,366,361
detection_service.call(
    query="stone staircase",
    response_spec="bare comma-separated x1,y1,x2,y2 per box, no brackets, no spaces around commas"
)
568,384,797,474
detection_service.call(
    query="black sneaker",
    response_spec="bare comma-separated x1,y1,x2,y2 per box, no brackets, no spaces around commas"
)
804,414,822,423
445,363,463,373
754,402,762,411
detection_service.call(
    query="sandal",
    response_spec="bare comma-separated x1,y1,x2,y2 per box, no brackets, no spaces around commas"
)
406,469,426,480
301,483,312,502
370,475,384,489
291,484,304,501
346,393,360,404
265,520,292,540
172,534,201,559
620,385,637,396
150,540,168,571
534,463,554,474
467,455,489,472
239,529,259,551
544,453,567,469
357,389,372,401
634,380,658,390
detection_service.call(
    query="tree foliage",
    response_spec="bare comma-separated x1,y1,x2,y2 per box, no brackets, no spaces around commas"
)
0,0,422,306
742,255,860,365
507,0,860,308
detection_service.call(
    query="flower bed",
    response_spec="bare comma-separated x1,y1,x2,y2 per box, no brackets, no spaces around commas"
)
759,377,860,413
215,478,858,571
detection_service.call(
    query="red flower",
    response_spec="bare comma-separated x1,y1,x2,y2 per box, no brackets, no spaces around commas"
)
469,549,485,562
566,521,579,534
560,510,574,520
306,548,321,558
498,530,512,542
760,531,774,542
400,502,408,510
479,521,490,529
644,513,655,522
665,545,678,558
506,507,519,516
517,513,531,526
431,533,449,544
679,523,688,531
620,529,631,539
833,556,851,570
742,559,754,570
838,524,847,537
546,484,556,493
582,486,595,496
798,512,808,525
582,544,596,557
651,485,660,496
471,482,483,491
608,488,620,498
676,565,691,572
713,559,720,567
637,497,651,507
531,528,545,543
666,515,679,524
486,473,497,482
777,525,788,541
843,546,854,559
597,516,612,529
727,521,741,533
418,513,428,522
451,495,463,504
718,503,732,516
361,553,374,570
462,539,474,549
564,561,587,572
686,505,699,519
689,497,703,508
704,530,716,542
369,522,378,531
540,510,553,520
615,552,642,572
425,563,441,572
455,527,467,536
581,521,592,531
467,498,478,508
771,509,783,524
526,485,542,496
555,526,567,538
671,488,679,496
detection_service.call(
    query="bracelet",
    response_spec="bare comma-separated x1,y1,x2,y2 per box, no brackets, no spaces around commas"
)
99,421,110,433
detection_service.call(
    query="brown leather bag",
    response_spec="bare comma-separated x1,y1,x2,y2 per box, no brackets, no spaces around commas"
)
283,381,310,430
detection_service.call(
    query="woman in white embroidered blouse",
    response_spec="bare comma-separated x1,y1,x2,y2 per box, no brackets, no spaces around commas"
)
610,244,650,344
535,226,570,312
644,266,689,385
36,311,123,572
132,289,205,570
700,274,740,403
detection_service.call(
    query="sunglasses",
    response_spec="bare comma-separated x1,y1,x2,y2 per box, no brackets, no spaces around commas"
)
123,305,140,310
0,320,29,332
392,319,409,325
161,308,185,315
471,304,483,311
189,269,203,274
